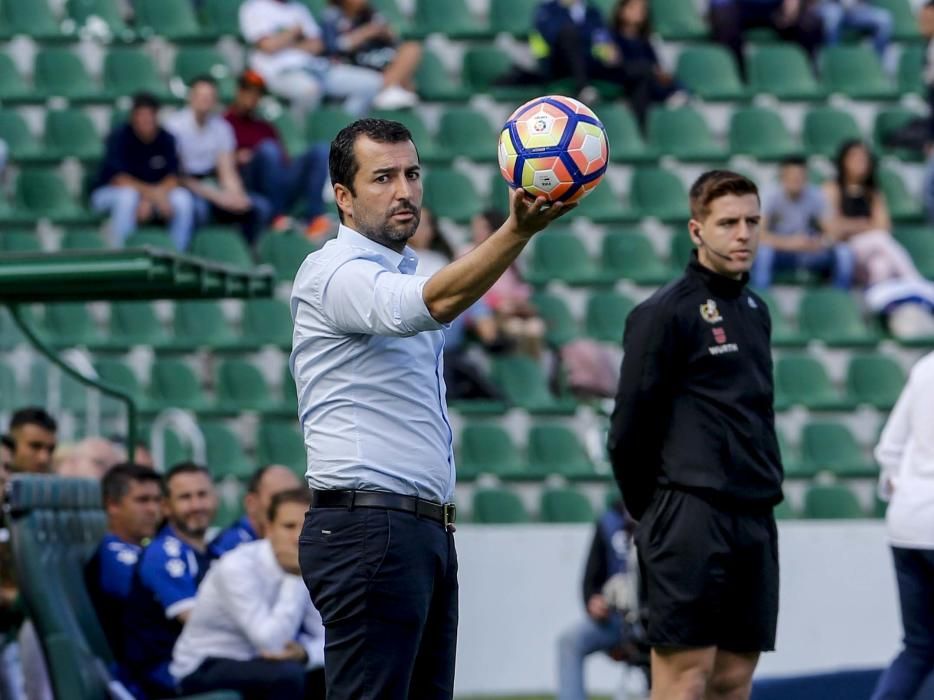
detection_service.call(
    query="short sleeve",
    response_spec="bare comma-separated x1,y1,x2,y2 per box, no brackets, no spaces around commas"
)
138,543,198,619
240,1,277,43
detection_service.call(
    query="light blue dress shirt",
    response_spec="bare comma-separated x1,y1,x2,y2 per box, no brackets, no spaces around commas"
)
289,224,456,503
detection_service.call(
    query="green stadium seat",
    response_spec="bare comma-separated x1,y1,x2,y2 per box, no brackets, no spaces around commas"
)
597,104,655,163
14,169,99,225
257,232,316,282
803,484,865,519
44,109,102,162
0,54,33,103
125,228,175,250
34,49,99,103
798,289,879,347
216,359,278,413
148,358,211,412
846,353,905,410
458,423,527,481
754,289,806,347
103,47,170,101
822,45,898,100
41,303,107,350
540,487,595,523
94,358,149,414
585,290,635,342
61,229,106,250
472,488,530,524
424,168,482,222
528,424,599,480
411,0,490,39
532,292,580,346
66,0,135,42
268,111,306,157
173,47,236,101
108,301,167,348
463,46,539,102
190,227,253,268
306,105,353,144
257,419,306,477
489,0,537,36
202,422,253,479
135,0,206,40
28,363,89,414
0,231,43,254
774,498,797,520
437,107,498,163
0,110,45,163
242,298,292,349
172,300,245,352
898,45,925,96
894,227,934,278
729,107,799,161
651,0,707,39
802,107,863,158
527,232,606,286
0,308,25,351
675,45,746,101
371,108,445,163
0,0,69,41
630,167,690,223
870,0,919,40
202,0,244,36
0,361,18,411
774,354,855,411
778,430,813,479
874,107,925,162
414,50,471,102
748,45,825,101
669,230,695,269
368,0,410,34
280,362,298,416
880,169,924,222
491,355,577,414
802,421,876,478
214,478,245,527
647,106,728,162
574,183,633,223
601,229,674,284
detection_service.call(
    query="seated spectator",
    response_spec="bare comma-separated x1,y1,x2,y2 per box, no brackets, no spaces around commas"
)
752,156,854,290
209,464,301,558
90,93,195,251
6,407,56,474
122,462,217,698
239,0,386,116
817,0,892,57
321,0,420,109
557,499,640,700
85,463,162,653
55,436,124,480
920,1,934,221
225,70,332,238
709,0,823,76
171,489,325,700
166,77,271,244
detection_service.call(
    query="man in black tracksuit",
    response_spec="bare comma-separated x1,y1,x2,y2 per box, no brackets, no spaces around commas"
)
608,170,783,700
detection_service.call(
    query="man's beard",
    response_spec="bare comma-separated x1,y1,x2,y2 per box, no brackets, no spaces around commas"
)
355,202,421,248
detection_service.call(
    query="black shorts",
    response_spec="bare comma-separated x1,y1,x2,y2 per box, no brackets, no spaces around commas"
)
636,488,779,652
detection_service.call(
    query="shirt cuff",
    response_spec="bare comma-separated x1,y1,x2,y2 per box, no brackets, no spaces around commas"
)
165,598,196,620
402,276,445,333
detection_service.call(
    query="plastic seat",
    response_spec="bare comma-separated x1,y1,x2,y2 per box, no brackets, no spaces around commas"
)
774,354,855,411
798,288,878,347
491,355,577,414
14,169,99,225
651,0,707,38
879,169,924,222
257,232,317,283
823,45,897,100
597,104,655,163
472,488,530,524
61,229,106,250
489,0,538,36
125,228,174,250
898,45,925,96
44,109,102,162
574,183,632,224
0,361,18,411
0,231,42,253
28,363,89,414
748,45,825,101
802,421,876,478
527,232,605,286
148,358,211,412
370,108,445,163
66,0,135,42
540,487,595,523
585,290,636,342
411,0,490,39
216,359,278,413
266,111,306,157
437,107,498,162
846,353,905,410
103,47,170,101
676,45,746,101
202,0,244,36
414,50,470,102
135,0,206,41
527,424,599,480
873,107,924,162
306,106,353,144
729,107,799,161
94,358,149,414
190,227,253,268
754,289,806,347
173,47,236,101
773,498,797,520
0,110,45,163
463,46,539,102
630,167,690,223
777,429,812,479
647,106,728,162
257,419,306,477
870,0,919,39
601,229,674,284
279,363,298,416
242,298,292,349
108,301,167,348
34,49,99,103
172,300,245,351
0,0,68,40
803,484,865,519
423,168,482,222
894,227,934,278
42,303,107,349
532,293,580,346
202,422,253,479
0,54,33,103
458,423,527,481
802,107,863,158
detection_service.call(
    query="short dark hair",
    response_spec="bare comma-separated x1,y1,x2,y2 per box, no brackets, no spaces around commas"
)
780,155,807,169
268,487,311,523
246,464,274,494
329,118,416,222
163,461,211,496
689,170,759,221
131,92,160,112
9,407,57,434
101,462,162,506
190,74,217,90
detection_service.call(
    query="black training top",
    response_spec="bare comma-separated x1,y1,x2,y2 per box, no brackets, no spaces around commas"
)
607,251,783,520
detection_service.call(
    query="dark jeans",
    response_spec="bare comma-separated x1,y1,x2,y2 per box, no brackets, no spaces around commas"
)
871,547,934,700
179,657,326,700
299,506,458,700
241,139,330,221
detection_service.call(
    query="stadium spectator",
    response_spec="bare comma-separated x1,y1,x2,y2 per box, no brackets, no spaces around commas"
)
0,435,23,700
709,0,823,76
872,351,934,700
85,464,163,653
90,93,195,251
121,462,217,698
55,436,123,480
920,1,934,221
6,408,56,474
224,70,332,238
321,0,420,109
166,76,271,244
209,464,301,558
751,156,854,290
816,0,892,57
556,499,638,700
172,489,325,699
239,0,386,116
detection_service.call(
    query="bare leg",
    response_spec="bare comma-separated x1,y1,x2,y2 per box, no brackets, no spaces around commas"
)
651,646,717,700
705,650,759,700
382,42,422,89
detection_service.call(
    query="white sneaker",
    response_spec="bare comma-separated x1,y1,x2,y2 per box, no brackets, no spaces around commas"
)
372,85,418,110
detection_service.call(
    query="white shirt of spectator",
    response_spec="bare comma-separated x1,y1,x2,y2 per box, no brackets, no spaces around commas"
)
165,108,236,178
875,351,934,549
240,0,327,81
169,539,325,682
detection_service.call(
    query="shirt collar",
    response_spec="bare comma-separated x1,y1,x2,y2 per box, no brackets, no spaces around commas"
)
686,250,748,299
337,223,420,274
238,515,258,540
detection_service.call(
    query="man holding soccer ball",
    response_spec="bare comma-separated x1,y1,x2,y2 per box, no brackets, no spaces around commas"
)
608,170,783,700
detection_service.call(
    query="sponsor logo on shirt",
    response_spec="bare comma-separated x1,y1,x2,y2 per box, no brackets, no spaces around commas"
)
165,558,186,578
700,299,723,323
712,327,727,344
163,537,182,558
708,343,739,356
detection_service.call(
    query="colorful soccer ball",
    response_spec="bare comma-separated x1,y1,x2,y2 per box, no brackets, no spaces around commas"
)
498,95,610,204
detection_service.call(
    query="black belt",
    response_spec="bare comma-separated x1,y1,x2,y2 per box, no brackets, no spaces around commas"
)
310,489,457,529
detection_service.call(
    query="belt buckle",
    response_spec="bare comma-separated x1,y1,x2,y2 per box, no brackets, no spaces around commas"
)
442,502,456,529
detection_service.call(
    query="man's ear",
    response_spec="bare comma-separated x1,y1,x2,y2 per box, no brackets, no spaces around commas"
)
687,219,702,247
334,184,353,222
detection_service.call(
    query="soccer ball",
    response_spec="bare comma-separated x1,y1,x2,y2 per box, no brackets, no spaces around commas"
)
498,95,609,204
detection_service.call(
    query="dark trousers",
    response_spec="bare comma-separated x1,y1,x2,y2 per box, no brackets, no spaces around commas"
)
241,139,330,221
299,506,458,700
871,547,934,700
179,657,326,700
